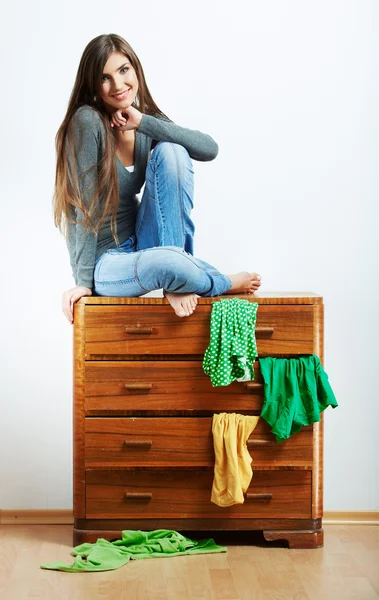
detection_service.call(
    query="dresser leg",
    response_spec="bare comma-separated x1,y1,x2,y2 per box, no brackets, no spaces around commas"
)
263,528,324,549
73,527,86,547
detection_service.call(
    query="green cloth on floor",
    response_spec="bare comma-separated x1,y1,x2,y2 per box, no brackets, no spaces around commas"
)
40,529,227,572
203,297,258,386
259,355,338,443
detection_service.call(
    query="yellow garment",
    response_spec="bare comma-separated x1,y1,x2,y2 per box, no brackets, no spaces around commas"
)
211,413,260,507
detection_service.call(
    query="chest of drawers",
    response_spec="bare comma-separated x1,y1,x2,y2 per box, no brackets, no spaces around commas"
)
73,292,324,549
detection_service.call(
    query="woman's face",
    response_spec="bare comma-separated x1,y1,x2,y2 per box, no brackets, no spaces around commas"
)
99,51,139,113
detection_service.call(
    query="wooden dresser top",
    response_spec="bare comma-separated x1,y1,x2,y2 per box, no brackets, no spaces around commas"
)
79,292,323,306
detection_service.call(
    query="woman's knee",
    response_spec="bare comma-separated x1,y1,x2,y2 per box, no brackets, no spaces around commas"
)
135,246,198,290
150,141,193,172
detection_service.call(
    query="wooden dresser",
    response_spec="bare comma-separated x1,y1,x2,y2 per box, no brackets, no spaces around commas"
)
73,292,324,549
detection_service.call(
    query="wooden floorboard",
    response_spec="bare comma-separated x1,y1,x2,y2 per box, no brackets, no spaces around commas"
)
0,525,378,599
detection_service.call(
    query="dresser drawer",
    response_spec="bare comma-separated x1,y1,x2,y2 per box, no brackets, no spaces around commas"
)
86,470,312,519
85,417,313,468
84,305,315,358
85,361,264,415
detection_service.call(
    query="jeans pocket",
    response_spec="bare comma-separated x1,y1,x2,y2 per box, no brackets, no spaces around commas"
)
94,248,140,285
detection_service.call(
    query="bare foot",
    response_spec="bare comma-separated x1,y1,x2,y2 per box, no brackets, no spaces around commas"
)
225,272,262,294
164,291,198,317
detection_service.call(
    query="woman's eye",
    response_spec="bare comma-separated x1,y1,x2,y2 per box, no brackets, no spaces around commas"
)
102,67,129,81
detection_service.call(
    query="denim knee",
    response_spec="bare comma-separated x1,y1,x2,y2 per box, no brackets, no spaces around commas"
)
135,246,201,292
151,141,193,172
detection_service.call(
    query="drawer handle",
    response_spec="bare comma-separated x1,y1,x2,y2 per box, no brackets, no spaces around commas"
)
255,326,274,336
124,439,153,448
125,326,154,335
244,382,263,391
245,493,272,501
247,439,275,448
124,383,153,392
125,492,152,501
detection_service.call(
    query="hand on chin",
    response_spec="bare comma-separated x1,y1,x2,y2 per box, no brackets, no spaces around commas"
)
113,123,131,132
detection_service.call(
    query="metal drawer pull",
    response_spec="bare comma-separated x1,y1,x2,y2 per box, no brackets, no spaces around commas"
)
255,327,274,335
244,382,263,391
125,326,154,335
247,439,275,448
245,493,272,501
125,492,152,501
124,440,153,448
124,383,153,391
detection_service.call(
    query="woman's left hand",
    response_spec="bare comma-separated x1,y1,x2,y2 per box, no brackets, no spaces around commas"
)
110,106,142,131
62,286,92,324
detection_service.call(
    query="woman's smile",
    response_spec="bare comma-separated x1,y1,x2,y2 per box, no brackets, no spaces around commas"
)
112,88,131,101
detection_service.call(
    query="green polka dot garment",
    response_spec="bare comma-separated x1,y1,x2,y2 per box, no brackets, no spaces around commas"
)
203,298,259,387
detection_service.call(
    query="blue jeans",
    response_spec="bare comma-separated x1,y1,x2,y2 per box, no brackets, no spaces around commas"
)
94,141,232,297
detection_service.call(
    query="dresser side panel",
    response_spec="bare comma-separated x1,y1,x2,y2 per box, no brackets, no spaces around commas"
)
73,303,86,518
312,302,324,519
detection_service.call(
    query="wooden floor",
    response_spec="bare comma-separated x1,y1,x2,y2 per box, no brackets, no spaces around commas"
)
0,525,378,599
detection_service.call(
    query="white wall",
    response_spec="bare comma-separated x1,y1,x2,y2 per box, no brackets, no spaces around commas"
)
1,0,378,511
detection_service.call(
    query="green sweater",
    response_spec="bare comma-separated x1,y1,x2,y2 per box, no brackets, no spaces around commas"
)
40,528,227,572
65,106,219,289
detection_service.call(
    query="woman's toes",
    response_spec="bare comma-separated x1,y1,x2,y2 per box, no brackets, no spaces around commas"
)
178,304,187,316
165,292,198,317
185,295,197,314
252,275,261,286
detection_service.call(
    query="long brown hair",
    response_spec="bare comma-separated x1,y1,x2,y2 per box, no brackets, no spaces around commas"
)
53,33,170,242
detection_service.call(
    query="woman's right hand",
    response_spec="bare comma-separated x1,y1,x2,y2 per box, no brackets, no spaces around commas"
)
62,286,92,324
110,105,142,131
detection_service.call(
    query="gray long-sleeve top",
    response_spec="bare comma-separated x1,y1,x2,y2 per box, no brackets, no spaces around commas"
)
65,105,218,289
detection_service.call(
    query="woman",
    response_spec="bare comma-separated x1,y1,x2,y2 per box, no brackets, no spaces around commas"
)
54,33,261,324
